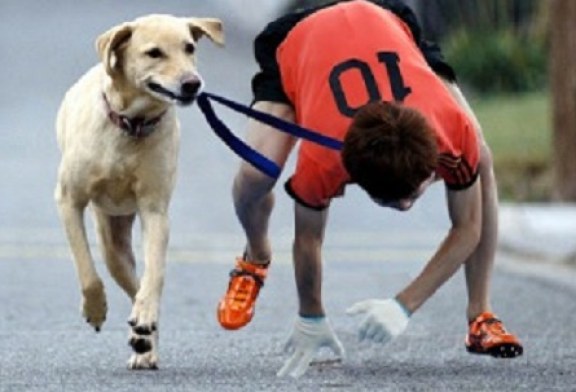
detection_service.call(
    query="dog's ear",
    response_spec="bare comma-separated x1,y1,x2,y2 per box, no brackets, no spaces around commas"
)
96,23,133,77
187,18,225,47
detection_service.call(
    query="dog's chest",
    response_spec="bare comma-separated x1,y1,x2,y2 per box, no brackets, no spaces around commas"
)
89,153,142,215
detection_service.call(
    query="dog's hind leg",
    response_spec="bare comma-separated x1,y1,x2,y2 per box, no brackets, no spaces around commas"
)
56,195,107,332
93,208,139,299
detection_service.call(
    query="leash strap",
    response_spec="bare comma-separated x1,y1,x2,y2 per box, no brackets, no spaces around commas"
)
196,92,343,179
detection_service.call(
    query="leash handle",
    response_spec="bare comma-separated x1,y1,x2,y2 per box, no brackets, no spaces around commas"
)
197,92,343,179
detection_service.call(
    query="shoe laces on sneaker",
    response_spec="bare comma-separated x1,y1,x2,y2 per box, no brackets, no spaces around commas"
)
470,312,507,337
226,262,267,309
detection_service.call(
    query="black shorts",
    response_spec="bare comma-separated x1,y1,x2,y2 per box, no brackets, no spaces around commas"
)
251,0,456,104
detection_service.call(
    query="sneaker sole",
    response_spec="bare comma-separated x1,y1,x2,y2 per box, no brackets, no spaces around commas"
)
217,314,253,330
466,342,523,358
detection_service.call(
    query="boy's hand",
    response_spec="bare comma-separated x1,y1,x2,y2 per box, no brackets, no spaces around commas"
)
277,316,345,378
346,298,410,344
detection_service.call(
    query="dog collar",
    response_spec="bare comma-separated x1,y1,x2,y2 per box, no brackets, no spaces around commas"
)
102,93,166,138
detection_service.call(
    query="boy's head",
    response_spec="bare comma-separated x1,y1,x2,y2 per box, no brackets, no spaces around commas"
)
342,101,438,207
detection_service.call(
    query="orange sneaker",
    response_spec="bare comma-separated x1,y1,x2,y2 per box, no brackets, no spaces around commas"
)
465,312,523,358
217,257,268,330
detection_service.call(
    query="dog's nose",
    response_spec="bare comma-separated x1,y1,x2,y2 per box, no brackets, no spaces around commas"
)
181,79,201,97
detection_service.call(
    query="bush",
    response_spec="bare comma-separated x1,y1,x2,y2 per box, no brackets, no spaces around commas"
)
443,29,547,94
471,90,552,201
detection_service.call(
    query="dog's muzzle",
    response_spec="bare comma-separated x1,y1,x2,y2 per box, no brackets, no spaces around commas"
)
148,79,201,106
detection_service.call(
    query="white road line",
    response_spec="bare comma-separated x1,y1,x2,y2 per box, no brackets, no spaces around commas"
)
0,243,435,264
0,229,443,264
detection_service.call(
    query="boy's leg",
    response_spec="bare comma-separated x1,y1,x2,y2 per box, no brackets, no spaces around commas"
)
218,101,296,330
233,101,296,264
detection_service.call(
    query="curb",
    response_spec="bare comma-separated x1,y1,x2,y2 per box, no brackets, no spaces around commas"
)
499,203,576,265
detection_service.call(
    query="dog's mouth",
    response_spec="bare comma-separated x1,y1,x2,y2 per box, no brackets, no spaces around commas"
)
147,81,199,106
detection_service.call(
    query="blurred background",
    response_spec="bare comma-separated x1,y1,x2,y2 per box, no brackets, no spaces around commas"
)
0,0,573,260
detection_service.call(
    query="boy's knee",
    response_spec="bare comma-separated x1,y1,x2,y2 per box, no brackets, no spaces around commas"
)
234,163,277,197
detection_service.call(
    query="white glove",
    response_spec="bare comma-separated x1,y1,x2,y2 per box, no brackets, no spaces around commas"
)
346,298,410,344
276,316,345,378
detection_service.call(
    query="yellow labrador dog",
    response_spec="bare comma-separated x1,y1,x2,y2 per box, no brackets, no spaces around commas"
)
55,14,224,369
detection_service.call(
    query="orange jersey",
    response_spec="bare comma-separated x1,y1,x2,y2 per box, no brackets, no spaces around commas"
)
254,0,479,209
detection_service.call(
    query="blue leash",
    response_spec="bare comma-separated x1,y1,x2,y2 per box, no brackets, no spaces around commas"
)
196,92,343,179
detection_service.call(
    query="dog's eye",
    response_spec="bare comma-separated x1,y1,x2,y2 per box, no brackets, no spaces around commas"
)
184,43,195,55
145,48,164,59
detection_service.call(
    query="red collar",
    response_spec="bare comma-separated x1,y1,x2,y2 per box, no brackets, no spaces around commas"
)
103,93,166,138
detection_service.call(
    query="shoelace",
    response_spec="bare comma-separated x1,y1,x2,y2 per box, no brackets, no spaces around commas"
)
227,269,264,307
476,317,507,337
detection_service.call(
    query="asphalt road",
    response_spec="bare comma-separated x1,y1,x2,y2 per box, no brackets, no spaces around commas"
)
1,254,576,392
1,1,575,391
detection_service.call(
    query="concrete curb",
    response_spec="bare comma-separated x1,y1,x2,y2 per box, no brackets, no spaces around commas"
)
499,202,576,266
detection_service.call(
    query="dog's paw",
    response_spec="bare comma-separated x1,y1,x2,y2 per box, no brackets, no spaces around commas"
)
128,344,158,370
129,334,153,354
81,279,107,331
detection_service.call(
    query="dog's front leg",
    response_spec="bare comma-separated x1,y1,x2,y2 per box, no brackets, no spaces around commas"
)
128,209,169,370
57,198,107,332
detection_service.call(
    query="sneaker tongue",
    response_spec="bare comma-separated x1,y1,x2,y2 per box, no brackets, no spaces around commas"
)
238,260,268,276
475,312,506,333
469,312,499,327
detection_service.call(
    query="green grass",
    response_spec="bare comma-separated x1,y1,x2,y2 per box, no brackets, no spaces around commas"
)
471,90,551,161
469,90,553,201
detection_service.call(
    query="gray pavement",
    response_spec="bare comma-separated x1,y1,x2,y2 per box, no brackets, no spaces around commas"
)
1,1,576,391
1,252,575,392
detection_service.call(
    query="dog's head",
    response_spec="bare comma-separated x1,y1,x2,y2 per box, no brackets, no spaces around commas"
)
96,14,224,106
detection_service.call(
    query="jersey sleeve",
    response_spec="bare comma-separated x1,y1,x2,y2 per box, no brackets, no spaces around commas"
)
436,117,480,190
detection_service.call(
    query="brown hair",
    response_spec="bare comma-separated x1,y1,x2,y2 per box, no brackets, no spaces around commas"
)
342,101,438,202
